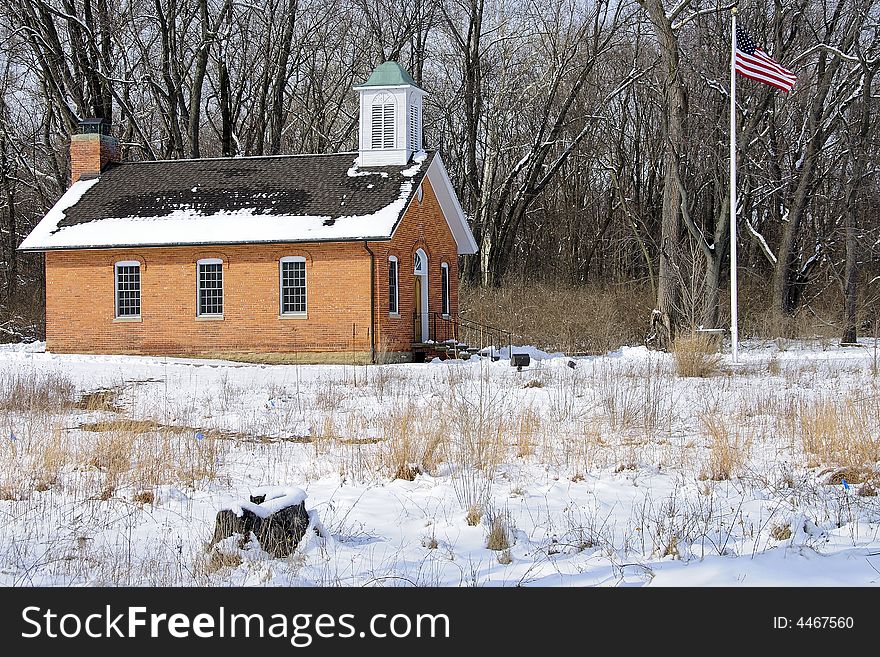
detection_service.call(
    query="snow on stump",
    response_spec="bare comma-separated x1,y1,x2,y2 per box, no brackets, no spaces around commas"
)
211,486,309,558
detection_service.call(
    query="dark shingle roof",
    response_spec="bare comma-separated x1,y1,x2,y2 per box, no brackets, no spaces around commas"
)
58,151,433,229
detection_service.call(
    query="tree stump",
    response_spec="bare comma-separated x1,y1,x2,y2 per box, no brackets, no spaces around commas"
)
210,488,310,558
256,502,310,557
646,308,675,352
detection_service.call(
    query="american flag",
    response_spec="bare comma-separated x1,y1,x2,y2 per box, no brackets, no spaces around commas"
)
735,26,797,92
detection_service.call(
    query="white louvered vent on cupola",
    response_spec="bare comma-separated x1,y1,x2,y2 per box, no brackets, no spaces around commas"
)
409,102,421,152
371,92,396,150
355,61,425,167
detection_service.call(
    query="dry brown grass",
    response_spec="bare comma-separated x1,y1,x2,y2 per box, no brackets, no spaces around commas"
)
377,404,447,479
75,388,124,413
457,276,867,356
0,370,75,413
673,332,722,378
132,490,155,505
858,481,878,496
198,548,244,576
81,419,164,433
90,433,132,476
662,535,679,558
0,412,227,499
823,466,876,485
496,549,513,565
515,407,541,458
485,512,512,551
794,398,880,471
737,276,856,341
460,280,653,354
700,415,751,481
36,427,67,489
770,524,792,541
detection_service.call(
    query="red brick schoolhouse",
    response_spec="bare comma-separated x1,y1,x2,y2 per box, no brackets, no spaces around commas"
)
18,62,478,363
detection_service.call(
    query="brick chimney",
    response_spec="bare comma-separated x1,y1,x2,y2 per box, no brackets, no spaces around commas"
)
70,118,120,184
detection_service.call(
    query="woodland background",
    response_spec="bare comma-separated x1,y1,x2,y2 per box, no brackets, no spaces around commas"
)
0,0,877,351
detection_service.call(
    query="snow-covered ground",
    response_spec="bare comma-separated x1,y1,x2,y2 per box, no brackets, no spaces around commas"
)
2,340,880,586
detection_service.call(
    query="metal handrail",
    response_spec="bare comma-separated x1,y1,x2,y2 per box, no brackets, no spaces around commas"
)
413,311,513,359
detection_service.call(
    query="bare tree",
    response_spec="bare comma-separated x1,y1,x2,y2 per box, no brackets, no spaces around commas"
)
0,0,878,345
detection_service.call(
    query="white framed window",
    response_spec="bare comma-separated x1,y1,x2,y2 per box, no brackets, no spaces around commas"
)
388,256,399,315
371,92,395,150
197,258,223,317
280,256,307,315
441,262,450,316
409,103,420,151
115,261,141,318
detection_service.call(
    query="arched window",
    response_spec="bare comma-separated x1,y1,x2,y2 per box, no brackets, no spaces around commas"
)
388,256,399,315
414,249,426,275
371,92,395,150
441,262,450,316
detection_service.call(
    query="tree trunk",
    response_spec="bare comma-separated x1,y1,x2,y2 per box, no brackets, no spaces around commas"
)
188,0,211,158
842,211,858,345
268,0,298,155
842,64,876,344
701,248,723,330
772,2,854,318
219,53,234,157
0,128,16,302
639,0,686,350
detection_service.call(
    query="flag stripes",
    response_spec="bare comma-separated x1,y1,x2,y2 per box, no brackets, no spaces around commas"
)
734,26,797,92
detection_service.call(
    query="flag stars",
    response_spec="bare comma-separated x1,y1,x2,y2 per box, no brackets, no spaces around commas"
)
735,27,758,54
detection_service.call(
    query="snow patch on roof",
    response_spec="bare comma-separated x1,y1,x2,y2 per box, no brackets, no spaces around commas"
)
16,151,457,251
17,178,100,250
347,156,375,178
400,150,429,177
19,178,416,250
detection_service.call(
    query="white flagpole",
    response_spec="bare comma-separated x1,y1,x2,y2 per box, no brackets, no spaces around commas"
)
730,7,739,365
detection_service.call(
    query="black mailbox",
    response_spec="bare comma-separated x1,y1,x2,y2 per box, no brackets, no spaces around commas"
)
510,353,530,370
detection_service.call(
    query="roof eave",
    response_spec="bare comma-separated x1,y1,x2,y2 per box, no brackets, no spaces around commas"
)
353,84,426,92
17,235,397,253
17,152,439,253
425,156,479,255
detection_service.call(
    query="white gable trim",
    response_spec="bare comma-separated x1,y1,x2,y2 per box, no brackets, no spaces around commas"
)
424,155,478,255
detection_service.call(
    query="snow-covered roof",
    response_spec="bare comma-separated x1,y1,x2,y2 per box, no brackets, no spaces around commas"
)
17,149,476,254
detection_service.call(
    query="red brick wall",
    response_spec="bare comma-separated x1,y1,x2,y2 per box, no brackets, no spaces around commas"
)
70,134,121,183
45,242,373,357
44,174,461,361
371,177,460,354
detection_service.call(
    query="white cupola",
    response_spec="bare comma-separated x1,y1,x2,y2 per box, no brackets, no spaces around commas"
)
354,61,425,167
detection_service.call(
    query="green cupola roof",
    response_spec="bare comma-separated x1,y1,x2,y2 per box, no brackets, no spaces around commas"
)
356,61,421,89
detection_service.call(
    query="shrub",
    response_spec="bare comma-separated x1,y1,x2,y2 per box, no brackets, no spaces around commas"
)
673,332,722,378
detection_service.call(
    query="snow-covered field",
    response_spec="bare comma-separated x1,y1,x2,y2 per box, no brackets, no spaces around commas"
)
2,340,880,586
